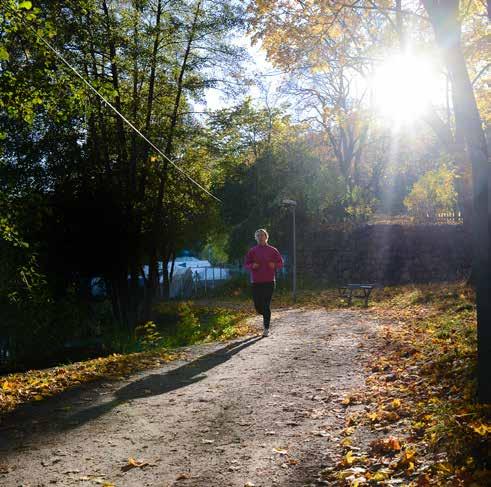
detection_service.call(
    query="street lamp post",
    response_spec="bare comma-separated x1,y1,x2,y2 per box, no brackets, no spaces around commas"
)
282,199,297,302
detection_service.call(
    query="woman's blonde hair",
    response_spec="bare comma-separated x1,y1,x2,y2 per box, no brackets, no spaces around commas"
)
254,228,269,241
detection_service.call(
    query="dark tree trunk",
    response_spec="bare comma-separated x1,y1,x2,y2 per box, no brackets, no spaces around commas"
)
144,0,202,319
422,0,490,402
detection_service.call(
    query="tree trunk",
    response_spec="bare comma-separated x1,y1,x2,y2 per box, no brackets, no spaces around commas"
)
102,0,128,173
423,0,490,402
127,0,164,325
169,250,176,283
162,264,170,300
102,0,135,328
143,0,202,319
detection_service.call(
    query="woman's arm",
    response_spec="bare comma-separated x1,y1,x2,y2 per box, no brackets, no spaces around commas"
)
244,249,255,270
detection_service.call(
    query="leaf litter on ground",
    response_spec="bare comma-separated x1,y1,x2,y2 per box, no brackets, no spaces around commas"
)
317,283,491,486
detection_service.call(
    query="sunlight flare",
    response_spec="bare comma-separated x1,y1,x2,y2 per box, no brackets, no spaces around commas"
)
370,54,443,125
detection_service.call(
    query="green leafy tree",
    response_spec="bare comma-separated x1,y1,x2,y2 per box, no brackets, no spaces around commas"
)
1,0,246,331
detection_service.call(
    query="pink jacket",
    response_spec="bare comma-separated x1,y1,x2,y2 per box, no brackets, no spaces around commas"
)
244,244,284,283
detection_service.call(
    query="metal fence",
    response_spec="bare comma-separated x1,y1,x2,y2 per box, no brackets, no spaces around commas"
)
169,265,239,299
406,211,463,224
369,212,464,225
435,211,463,224
169,264,291,299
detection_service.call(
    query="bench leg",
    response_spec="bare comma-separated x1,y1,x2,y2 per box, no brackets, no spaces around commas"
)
348,290,353,306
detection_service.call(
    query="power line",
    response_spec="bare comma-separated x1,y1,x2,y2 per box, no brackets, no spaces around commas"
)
25,21,221,203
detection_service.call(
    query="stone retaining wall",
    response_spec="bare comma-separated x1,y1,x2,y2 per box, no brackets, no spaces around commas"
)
297,224,471,285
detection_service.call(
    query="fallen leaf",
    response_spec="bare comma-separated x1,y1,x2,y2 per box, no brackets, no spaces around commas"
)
121,457,149,472
0,464,13,474
312,430,330,437
341,437,353,447
469,422,491,436
397,448,415,467
338,466,366,479
344,450,355,466
272,447,288,455
390,398,401,409
369,437,402,455
367,411,378,422
369,469,391,481
343,426,355,436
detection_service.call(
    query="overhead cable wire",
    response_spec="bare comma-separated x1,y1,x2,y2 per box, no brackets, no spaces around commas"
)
23,20,221,203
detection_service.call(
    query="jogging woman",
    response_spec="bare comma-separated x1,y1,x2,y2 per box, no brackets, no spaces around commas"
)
244,229,284,337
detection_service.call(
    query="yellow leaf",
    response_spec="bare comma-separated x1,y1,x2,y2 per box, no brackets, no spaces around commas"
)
370,469,390,481
344,450,354,465
469,422,491,436
121,457,148,472
367,412,378,421
436,462,454,474
34,395,43,401
341,437,353,447
395,448,416,470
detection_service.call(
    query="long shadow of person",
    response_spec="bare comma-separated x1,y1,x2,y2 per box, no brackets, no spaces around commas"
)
62,335,262,429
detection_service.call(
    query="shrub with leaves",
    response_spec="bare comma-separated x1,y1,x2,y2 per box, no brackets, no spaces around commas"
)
344,185,377,223
153,301,251,348
404,166,457,221
135,321,163,350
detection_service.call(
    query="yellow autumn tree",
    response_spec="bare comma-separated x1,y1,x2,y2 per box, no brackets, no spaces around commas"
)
404,166,457,221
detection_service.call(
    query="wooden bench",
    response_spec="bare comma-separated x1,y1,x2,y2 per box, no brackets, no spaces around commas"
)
338,283,374,307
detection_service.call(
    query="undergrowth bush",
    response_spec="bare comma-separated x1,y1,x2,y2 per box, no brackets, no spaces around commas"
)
151,300,250,348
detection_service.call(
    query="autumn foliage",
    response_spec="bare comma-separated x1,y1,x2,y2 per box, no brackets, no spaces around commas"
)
320,283,490,486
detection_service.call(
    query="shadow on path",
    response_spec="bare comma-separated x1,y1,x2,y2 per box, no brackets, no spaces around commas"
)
62,335,262,430
0,336,262,452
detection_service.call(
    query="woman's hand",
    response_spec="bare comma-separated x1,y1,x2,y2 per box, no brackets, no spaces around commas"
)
268,262,276,270
252,262,260,269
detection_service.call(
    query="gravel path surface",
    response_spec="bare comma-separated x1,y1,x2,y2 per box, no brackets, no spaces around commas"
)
0,308,379,487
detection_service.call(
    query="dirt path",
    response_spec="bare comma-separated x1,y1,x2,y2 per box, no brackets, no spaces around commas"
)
0,308,379,487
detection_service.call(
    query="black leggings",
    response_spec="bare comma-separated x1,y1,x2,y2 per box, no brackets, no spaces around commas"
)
252,282,275,329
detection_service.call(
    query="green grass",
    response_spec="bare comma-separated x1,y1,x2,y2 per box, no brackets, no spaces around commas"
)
100,301,253,355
